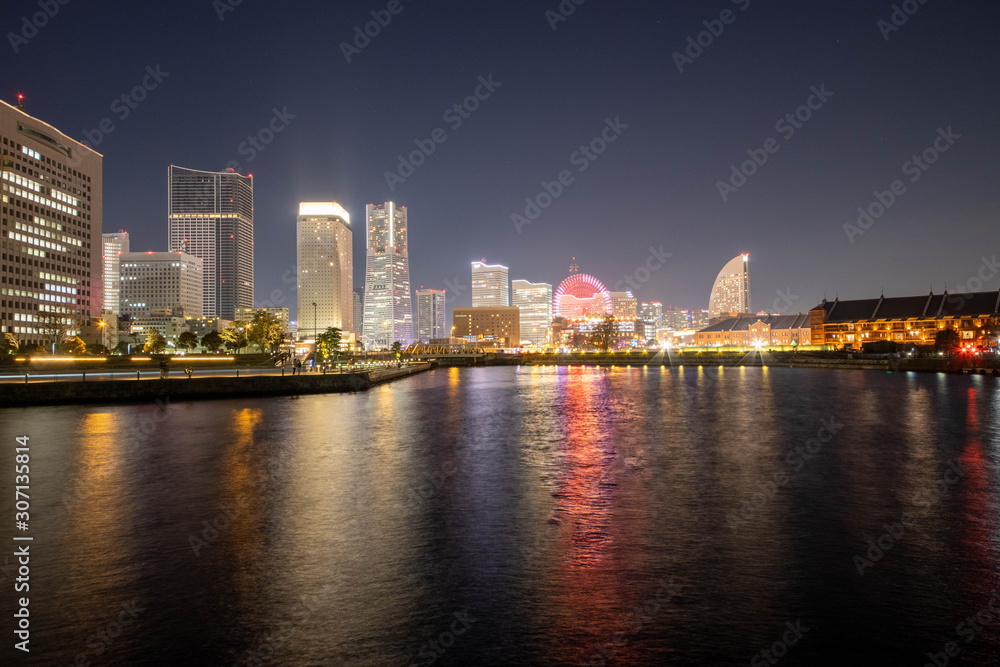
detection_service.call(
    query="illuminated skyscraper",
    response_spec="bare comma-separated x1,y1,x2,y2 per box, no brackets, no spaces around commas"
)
362,202,412,347
512,280,552,346
102,231,129,314
167,165,253,320
708,254,751,319
472,261,510,307
353,289,363,337
296,202,353,336
415,289,446,343
609,291,637,318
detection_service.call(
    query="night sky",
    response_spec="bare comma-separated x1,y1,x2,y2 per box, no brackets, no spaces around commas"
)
3,0,998,324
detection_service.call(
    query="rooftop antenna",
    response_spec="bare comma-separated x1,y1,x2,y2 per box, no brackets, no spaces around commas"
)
16,93,24,111
569,257,579,273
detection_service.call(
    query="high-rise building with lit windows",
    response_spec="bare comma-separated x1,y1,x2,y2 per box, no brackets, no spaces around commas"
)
609,291,637,318
512,280,552,346
353,289,363,337
708,254,751,319
296,202,352,337
119,251,203,319
415,289,446,343
472,261,509,307
102,231,129,314
362,202,412,348
167,165,253,320
0,97,102,347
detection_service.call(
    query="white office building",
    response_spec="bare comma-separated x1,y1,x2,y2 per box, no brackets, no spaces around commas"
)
102,231,129,314
415,289,446,343
512,280,552,346
472,261,509,307
119,251,204,319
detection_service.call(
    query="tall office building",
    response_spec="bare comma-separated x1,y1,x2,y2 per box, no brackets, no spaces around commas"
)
640,302,663,326
167,165,253,320
296,202,352,337
102,230,129,314
609,291,638,318
362,202,412,348
512,280,552,346
353,289,363,337
471,261,510,307
1,98,102,347
119,251,203,319
415,289,446,343
708,254,751,319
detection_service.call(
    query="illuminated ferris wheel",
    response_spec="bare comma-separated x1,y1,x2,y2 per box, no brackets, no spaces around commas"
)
553,273,613,318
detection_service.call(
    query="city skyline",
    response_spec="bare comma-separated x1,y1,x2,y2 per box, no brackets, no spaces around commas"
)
8,3,998,320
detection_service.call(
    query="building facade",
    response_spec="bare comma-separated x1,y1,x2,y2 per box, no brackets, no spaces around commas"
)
362,202,412,348
453,306,520,348
1,98,103,347
102,230,128,314
609,291,638,319
415,288,446,343
235,306,290,331
809,291,1000,349
708,254,751,319
695,313,812,347
512,279,552,346
119,251,203,320
167,165,253,320
353,289,363,337
471,261,510,307
296,202,352,337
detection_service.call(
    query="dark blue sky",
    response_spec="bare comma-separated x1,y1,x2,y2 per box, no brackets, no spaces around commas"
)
3,0,999,323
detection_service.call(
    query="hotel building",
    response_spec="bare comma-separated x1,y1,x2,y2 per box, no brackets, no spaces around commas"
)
453,306,520,348
296,202,352,336
167,165,253,320
362,202,412,347
609,291,638,319
472,261,510,307
1,98,102,347
512,279,552,346
708,254,751,319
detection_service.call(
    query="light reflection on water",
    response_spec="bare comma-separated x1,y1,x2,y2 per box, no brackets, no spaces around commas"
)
0,365,998,666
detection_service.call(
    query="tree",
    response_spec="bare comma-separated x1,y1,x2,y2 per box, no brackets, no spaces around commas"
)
935,328,961,353
390,341,402,357
37,311,70,349
113,341,130,355
249,311,286,354
2,332,18,356
144,330,168,354
221,320,250,353
177,331,199,350
591,316,617,352
201,331,224,353
317,327,343,363
60,336,87,356
86,342,108,356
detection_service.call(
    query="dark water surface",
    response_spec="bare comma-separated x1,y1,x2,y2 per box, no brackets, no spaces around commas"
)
1,366,999,666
